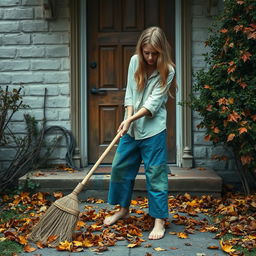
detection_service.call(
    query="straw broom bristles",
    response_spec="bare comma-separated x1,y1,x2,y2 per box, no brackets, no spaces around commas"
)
29,184,83,247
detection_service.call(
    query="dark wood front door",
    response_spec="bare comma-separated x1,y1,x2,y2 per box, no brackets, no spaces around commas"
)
87,0,176,163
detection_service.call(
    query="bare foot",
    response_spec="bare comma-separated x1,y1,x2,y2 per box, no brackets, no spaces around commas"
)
104,207,129,226
148,218,165,240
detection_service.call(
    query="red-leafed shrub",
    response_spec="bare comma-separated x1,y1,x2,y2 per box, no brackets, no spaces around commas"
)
191,0,256,193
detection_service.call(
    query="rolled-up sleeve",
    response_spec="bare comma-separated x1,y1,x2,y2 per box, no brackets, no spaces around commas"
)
143,69,175,117
124,56,136,107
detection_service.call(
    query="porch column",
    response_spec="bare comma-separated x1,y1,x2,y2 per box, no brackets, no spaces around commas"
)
181,0,194,168
70,0,81,167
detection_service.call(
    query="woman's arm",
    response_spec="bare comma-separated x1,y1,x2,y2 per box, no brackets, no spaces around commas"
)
118,107,150,136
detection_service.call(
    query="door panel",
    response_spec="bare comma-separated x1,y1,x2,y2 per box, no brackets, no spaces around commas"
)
87,0,176,163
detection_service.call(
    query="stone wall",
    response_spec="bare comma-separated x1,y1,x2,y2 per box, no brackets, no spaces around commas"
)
0,0,71,168
191,0,239,183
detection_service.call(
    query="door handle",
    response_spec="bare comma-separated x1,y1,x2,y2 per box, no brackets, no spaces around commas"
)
90,87,107,95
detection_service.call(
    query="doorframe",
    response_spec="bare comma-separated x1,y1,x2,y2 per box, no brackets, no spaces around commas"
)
70,0,194,168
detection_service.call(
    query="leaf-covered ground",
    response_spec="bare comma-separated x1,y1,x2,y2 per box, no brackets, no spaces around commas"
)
0,191,256,256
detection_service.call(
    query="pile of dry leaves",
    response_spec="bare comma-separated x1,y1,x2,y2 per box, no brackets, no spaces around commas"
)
0,191,256,255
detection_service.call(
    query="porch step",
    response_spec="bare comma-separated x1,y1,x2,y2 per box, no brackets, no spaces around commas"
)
19,167,223,199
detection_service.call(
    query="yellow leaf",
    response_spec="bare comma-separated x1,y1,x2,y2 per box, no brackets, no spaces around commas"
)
220,239,235,253
127,243,138,248
56,240,73,251
177,232,188,239
154,247,166,251
73,241,83,247
83,239,94,248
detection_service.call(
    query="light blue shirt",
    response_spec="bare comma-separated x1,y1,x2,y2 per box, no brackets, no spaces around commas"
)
124,55,175,140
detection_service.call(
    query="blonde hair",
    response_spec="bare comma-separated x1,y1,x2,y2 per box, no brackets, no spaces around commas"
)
134,26,176,92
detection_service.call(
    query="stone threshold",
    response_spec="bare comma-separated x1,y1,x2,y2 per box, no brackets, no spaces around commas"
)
19,166,223,198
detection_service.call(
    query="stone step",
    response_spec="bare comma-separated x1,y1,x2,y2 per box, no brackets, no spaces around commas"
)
19,166,223,199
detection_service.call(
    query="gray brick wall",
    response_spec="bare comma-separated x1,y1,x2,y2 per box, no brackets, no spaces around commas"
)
191,0,238,183
0,0,71,167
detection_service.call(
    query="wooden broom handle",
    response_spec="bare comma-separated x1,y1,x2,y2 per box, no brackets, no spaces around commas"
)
81,131,122,186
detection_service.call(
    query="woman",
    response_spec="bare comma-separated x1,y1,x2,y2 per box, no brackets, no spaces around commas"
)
104,26,176,240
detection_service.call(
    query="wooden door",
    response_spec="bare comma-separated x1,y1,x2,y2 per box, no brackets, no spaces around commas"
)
87,0,176,163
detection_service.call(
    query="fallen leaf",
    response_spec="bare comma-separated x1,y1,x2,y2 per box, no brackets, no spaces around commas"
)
177,232,188,239
90,246,108,252
23,245,37,253
207,245,219,249
154,247,166,251
220,239,236,253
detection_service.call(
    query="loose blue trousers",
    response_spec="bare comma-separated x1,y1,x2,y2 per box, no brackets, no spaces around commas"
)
108,130,169,219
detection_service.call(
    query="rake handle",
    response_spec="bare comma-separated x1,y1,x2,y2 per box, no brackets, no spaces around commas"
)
82,131,122,186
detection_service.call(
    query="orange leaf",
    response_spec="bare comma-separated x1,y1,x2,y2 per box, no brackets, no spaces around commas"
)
228,111,241,122
217,97,228,105
239,127,247,134
241,51,252,62
213,127,220,134
23,245,37,253
18,235,28,245
227,133,235,142
220,28,228,33
36,241,45,249
47,235,58,243
204,84,211,89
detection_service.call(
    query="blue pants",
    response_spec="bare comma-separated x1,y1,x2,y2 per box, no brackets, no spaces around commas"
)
108,130,169,219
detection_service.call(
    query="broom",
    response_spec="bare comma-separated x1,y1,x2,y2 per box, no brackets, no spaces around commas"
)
29,131,122,246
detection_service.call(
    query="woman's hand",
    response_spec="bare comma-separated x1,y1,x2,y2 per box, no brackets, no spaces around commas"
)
117,118,132,137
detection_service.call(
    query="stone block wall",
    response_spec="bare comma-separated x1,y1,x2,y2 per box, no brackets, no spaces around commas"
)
191,0,239,183
0,0,71,169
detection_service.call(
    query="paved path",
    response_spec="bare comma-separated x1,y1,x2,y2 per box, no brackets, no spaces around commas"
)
22,202,226,256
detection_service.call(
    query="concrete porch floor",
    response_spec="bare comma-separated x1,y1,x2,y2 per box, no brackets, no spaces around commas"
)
19,166,223,199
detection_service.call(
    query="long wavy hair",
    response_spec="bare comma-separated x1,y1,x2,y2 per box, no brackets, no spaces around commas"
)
134,26,176,92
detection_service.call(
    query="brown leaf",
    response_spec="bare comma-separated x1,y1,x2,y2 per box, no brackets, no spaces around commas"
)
207,245,219,249
91,246,108,252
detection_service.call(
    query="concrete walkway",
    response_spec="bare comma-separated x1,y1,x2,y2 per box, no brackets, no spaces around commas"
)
21,202,226,256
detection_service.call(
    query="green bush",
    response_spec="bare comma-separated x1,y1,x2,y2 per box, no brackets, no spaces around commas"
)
191,0,256,193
